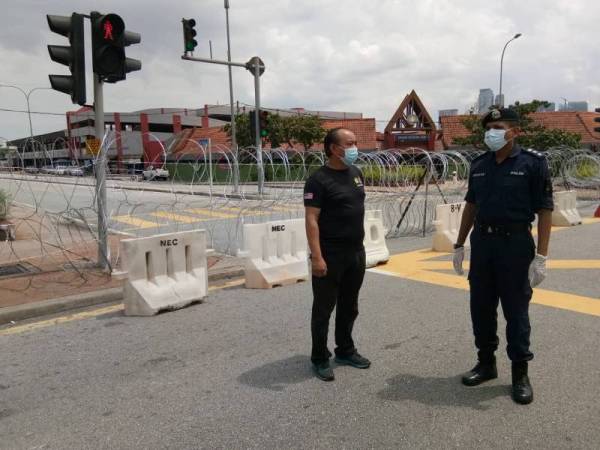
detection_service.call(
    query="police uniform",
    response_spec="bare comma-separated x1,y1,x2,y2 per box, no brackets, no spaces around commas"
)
303,164,366,364
465,111,553,365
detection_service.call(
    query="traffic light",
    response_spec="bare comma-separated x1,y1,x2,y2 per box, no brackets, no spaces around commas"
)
91,12,141,83
182,18,198,53
594,108,600,133
259,111,269,138
47,13,86,105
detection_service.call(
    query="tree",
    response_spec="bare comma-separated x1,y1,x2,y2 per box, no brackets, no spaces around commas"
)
452,99,582,150
224,112,326,150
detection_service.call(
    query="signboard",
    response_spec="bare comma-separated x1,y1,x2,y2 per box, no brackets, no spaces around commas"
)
395,134,428,143
86,138,101,156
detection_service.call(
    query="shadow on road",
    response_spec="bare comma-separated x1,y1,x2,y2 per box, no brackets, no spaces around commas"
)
378,373,509,410
238,354,313,391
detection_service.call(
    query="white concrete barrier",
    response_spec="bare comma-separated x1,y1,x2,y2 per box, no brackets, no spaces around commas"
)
364,210,389,268
121,230,208,316
432,202,469,252
552,190,582,226
238,219,309,289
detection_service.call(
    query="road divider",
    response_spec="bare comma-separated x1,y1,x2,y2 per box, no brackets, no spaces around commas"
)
432,202,469,252
552,190,582,226
364,210,389,268
238,218,309,289
121,230,208,315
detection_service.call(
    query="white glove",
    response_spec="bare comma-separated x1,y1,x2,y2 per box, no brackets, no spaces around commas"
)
453,246,465,275
529,254,547,288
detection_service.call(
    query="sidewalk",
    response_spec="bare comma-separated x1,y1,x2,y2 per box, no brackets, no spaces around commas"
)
0,205,245,324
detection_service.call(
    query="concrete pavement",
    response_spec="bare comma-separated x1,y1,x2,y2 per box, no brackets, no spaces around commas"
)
0,218,598,449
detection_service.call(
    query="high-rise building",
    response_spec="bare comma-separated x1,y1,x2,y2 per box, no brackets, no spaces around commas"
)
478,89,494,113
494,94,505,108
438,109,458,122
559,101,588,112
537,103,556,112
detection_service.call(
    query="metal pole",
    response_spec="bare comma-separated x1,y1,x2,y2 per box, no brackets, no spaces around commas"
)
93,74,110,271
225,0,239,193
253,61,264,195
422,166,429,237
499,34,521,107
209,40,213,59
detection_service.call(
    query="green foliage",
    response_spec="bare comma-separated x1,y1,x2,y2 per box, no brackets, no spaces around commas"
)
452,100,582,150
224,113,326,150
0,188,10,219
360,165,425,185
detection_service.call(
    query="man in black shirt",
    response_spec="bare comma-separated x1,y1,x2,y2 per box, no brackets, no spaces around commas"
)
304,127,370,382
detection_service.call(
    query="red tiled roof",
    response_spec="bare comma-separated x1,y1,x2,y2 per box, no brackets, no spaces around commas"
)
441,112,600,148
168,118,378,156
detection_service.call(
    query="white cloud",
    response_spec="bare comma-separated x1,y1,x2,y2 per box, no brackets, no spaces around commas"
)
1,0,599,139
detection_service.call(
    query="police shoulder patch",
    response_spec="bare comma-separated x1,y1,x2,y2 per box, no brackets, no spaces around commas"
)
524,148,544,158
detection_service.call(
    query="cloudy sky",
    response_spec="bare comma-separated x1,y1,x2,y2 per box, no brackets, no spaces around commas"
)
1,0,599,141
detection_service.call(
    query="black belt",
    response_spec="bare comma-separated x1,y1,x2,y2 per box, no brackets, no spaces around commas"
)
475,223,531,235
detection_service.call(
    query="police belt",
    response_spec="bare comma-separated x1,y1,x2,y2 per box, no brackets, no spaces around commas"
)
475,222,531,235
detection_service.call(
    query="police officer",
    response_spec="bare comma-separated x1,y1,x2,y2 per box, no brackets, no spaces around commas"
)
453,108,553,404
304,127,370,381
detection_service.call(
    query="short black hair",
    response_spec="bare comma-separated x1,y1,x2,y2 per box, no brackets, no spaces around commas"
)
324,127,347,157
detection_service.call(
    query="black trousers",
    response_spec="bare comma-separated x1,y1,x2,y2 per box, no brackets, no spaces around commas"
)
311,247,366,364
468,228,535,363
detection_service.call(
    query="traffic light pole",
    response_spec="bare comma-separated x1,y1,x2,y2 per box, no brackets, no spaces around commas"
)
181,54,265,195
224,0,240,194
253,62,264,195
93,74,110,271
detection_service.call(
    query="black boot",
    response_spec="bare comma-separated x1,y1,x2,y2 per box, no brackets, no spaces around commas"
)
461,358,498,386
512,361,533,404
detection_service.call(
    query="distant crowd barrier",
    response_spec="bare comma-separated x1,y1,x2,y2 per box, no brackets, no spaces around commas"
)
432,202,469,252
552,190,582,226
364,210,389,267
121,230,208,316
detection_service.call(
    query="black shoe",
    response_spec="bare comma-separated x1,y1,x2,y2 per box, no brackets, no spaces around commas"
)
334,352,371,369
512,362,533,405
461,360,498,386
313,361,334,381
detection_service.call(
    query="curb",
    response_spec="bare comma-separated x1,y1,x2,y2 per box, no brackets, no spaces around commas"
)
0,267,245,325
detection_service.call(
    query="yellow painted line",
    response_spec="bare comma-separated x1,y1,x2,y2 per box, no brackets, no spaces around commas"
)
112,215,159,229
0,279,245,337
150,211,207,223
420,260,600,270
370,248,600,317
184,208,238,219
0,304,124,336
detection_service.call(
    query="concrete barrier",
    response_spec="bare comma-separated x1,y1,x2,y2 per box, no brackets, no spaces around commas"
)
432,202,469,252
364,210,389,268
552,190,582,226
121,230,208,316
238,218,309,289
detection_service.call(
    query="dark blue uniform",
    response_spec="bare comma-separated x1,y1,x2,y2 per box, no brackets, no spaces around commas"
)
465,145,553,363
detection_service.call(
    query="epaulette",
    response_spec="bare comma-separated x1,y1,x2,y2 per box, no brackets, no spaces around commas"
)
523,148,544,158
471,152,489,163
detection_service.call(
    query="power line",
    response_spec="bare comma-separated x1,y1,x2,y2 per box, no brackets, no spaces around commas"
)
0,107,65,116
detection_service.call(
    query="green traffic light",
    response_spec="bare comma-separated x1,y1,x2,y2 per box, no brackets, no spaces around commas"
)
260,130,268,137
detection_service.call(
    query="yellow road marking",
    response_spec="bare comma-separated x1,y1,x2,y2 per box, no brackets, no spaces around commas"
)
184,208,238,219
150,211,207,223
370,247,600,317
418,260,600,270
112,215,159,229
0,279,245,337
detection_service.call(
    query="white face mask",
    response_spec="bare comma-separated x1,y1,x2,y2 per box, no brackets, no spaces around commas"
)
484,129,510,152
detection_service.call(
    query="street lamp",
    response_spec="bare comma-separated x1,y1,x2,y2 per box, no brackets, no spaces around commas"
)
498,33,522,107
560,97,568,112
0,84,53,167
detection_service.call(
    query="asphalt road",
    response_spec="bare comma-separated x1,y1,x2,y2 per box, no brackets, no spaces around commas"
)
0,216,598,449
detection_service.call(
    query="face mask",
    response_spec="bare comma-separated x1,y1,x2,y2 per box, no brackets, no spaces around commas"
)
484,129,509,152
341,146,359,166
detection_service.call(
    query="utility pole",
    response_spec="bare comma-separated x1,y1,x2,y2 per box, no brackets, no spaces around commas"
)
224,0,240,193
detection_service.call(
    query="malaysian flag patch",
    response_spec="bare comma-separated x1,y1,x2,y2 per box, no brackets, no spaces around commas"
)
304,192,314,200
